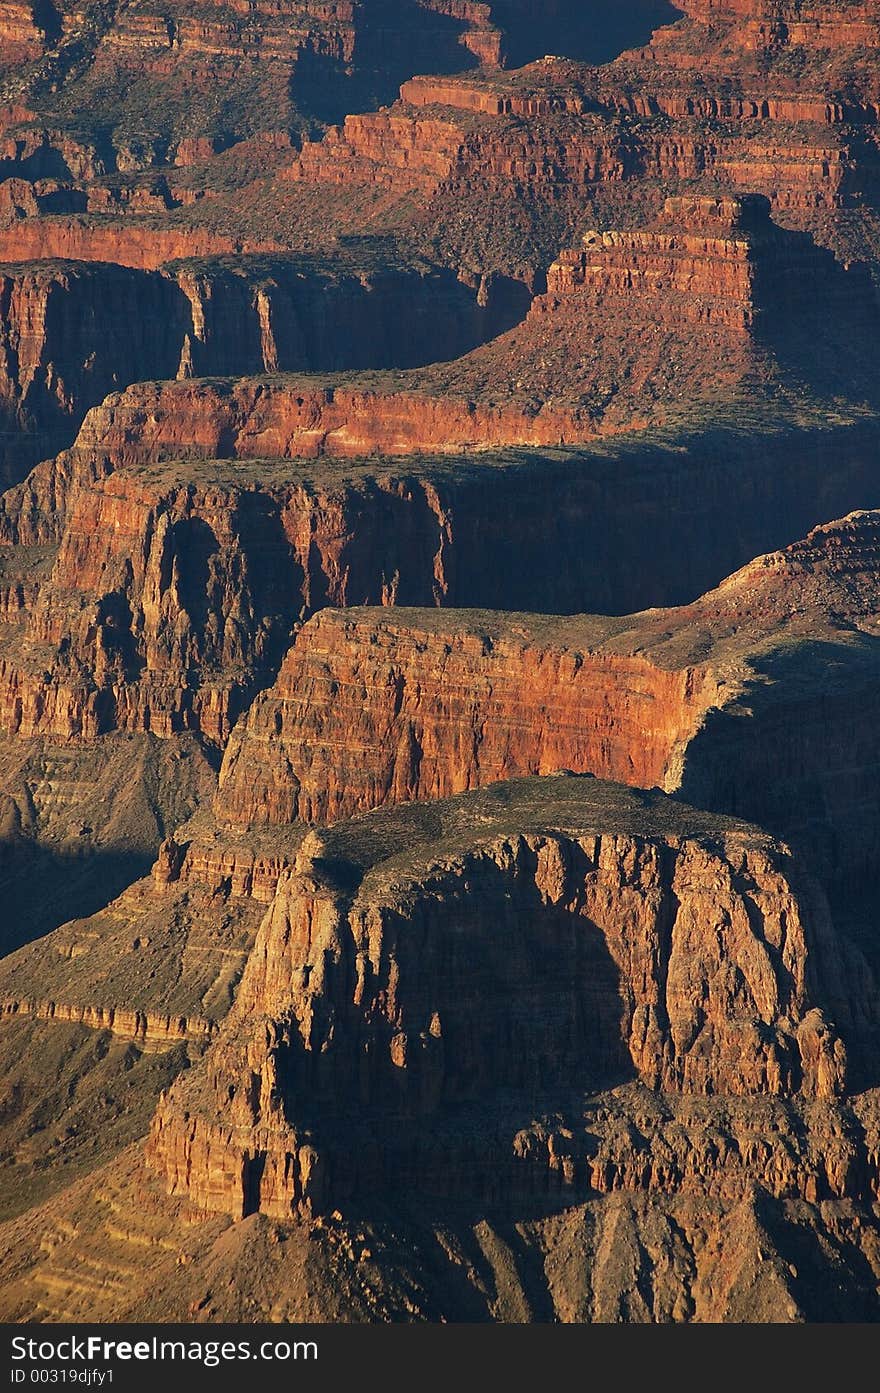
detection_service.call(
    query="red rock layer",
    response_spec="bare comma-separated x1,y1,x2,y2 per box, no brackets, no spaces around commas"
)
290,65,874,227
4,410,880,751
0,467,304,744
153,815,304,904
0,2,45,71
33,196,872,462
647,0,880,61
0,253,525,490
546,193,868,331
212,512,880,909
0,998,215,1047
0,260,190,488
147,781,848,1218
0,220,254,269
69,375,602,456
215,608,720,826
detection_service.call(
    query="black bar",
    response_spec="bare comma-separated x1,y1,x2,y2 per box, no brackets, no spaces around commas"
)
1,1322,875,1386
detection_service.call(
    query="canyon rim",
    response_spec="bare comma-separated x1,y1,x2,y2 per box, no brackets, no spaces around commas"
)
0,0,879,1330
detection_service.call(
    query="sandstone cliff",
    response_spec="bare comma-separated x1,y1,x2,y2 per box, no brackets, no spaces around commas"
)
0,260,189,488
0,252,528,489
1,0,880,1328
5,394,880,769
212,512,880,987
5,1106,880,1321
148,777,852,1220
5,410,880,757
36,197,874,461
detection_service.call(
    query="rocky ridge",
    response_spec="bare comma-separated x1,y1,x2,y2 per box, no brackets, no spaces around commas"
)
0,0,879,1325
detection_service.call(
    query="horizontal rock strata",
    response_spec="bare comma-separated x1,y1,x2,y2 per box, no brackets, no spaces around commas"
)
147,777,850,1218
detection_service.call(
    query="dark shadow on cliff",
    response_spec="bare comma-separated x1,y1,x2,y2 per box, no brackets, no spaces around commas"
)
493,0,682,69
294,2,485,126
677,639,880,896
677,637,880,1086
753,228,880,408
751,1188,880,1323
290,1,684,125
0,837,152,956
254,848,637,1215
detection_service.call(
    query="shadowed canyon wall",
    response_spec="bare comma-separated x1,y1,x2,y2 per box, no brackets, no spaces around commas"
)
147,780,853,1219
2,0,880,1325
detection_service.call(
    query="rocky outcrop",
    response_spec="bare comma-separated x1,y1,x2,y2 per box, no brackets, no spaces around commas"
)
23,198,873,467
213,512,880,922
153,807,306,904
639,0,880,70
147,777,851,1219
546,193,870,331
0,220,254,270
288,55,879,279
295,65,872,204
4,409,880,753
2,0,880,1328
215,607,719,826
0,2,47,72
0,466,306,744
0,260,190,488
0,998,216,1046
0,252,528,489
4,1127,880,1320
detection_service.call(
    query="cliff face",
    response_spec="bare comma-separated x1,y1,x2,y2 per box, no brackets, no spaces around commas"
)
294,84,865,226
0,254,528,490
0,0,877,304
4,405,880,762
147,778,852,1220
637,1,880,80
212,513,880,930
3,1120,880,1321
172,259,529,380
0,221,262,270
546,193,869,332
0,770,877,1318
0,261,190,488
14,197,871,468
6,417,880,753
215,607,718,826
3,0,880,1328
0,468,305,744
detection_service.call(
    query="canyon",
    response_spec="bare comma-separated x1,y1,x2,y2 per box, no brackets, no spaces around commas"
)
213,510,880,865
0,0,879,1326
0,251,529,488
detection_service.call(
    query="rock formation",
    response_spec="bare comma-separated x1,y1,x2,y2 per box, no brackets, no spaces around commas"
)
0,252,528,489
213,513,880,889
4,417,880,772
0,193,867,481
147,778,851,1219
1,0,880,1326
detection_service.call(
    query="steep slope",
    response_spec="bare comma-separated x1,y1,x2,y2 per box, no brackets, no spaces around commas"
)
149,777,853,1220
2,0,880,1328
212,511,880,947
0,778,877,1321
0,251,528,489
10,196,872,466
4,414,880,757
